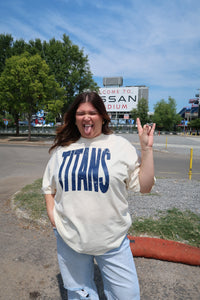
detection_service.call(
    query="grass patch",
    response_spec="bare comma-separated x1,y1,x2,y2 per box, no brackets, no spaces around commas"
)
13,180,200,247
13,178,47,221
129,208,200,248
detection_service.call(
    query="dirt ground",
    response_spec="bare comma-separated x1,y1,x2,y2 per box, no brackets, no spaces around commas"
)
0,138,200,299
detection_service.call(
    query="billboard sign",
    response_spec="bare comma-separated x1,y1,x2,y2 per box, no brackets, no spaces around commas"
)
99,87,138,112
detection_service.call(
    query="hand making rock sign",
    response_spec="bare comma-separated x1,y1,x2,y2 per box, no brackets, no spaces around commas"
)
136,117,156,193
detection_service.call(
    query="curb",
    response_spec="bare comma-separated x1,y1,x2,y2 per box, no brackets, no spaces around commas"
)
128,235,200,266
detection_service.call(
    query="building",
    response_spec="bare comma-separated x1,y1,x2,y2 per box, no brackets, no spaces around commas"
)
99,77,149,125
178,93,200,121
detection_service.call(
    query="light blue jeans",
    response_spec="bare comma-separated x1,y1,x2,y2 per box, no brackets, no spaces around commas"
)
54,229,140,300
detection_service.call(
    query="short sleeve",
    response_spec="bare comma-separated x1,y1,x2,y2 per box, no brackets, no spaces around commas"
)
126,146,141,193
42,154,57,195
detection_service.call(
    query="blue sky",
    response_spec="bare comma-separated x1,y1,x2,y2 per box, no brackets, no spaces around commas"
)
0,0,200,112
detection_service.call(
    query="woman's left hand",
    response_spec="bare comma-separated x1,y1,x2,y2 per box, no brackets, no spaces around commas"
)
136,118,156,150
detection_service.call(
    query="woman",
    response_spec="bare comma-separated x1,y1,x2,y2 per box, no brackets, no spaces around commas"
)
42,91,155,300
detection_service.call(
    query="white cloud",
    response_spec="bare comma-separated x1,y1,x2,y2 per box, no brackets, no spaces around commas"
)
84,1,200,90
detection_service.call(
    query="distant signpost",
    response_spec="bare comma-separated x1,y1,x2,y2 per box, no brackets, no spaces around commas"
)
4,120,8,129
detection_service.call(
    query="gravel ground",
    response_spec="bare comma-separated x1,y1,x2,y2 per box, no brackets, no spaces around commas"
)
128,178,200,218
127,133,200,219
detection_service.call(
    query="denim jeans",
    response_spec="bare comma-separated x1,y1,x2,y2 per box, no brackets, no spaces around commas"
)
54,229,140,300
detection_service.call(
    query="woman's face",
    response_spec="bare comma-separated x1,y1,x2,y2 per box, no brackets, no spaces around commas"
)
75,102,103,139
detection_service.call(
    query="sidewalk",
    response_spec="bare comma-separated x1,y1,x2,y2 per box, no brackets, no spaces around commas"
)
0,135,53,145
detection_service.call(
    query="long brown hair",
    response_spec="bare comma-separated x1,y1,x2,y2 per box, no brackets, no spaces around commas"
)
49,91,112,152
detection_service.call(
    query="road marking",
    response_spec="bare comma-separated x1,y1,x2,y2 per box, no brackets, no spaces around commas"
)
158,171,200,175
159,172,180,174
154,143,200,149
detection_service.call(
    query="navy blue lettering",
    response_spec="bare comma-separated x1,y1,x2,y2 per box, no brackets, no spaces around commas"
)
88,148,101,192
77,148,89,191
72,149,84,190
99,149,110,193
64,150,74,191
59,151,71,189
58,147,110,193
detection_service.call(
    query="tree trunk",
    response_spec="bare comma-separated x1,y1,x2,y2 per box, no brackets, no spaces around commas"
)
15,114,19,136
28,113,32,141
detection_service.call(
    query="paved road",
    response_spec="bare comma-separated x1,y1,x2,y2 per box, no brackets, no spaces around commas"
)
131,133,200,181
0,135,200,299
1,134,200,182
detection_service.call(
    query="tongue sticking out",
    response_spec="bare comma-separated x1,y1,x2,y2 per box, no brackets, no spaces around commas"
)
84,125,92,135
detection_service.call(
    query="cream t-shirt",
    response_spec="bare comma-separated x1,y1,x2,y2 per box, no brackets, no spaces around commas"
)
42,134,141,255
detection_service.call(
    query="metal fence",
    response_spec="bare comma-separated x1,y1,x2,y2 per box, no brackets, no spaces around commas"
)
0,126,56,136
0,125,140,135
1,125,186,136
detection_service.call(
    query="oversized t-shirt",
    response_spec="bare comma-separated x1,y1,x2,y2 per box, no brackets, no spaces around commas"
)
42,133,141,255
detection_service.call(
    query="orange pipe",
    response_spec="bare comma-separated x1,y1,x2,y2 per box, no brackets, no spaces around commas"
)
128,236,200,266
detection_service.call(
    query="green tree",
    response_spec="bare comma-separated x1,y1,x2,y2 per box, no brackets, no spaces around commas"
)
0,34,29,74
12,39,28,56
27,34,98,116
0,34,98,120
130,108,138,126
45,111,56,124
153,97,181,131
0,52,65,139
137,97,149,126
0,34,13,74
46,98,64,123
189,119,200,130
